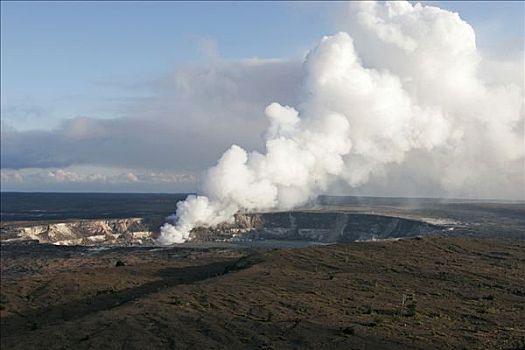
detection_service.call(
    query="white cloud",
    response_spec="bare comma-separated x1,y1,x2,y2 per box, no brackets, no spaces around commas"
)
159,1,525,243
1,1,523,203
0,168,197,189
1,58,302,172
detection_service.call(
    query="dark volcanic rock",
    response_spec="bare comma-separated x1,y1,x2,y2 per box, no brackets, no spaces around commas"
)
1,237,524,349
191,211,443,242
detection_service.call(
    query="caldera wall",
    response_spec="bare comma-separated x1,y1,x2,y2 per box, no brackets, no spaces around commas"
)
1,218,160,246
191,211,443,242
1,211,444,246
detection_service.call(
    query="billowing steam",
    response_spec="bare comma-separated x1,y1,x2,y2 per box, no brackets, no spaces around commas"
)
158,1,524,244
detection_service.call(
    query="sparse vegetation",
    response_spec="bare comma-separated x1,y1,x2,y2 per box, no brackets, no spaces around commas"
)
400,292,417,317
1,236,524,349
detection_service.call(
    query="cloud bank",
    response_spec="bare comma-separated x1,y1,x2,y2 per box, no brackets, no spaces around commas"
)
1,59,302,172
158,1,524,244
1,1,523,203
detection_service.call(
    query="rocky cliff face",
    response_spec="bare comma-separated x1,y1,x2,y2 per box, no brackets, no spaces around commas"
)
190,211,444,242
1,211,444,246
1,218,159,246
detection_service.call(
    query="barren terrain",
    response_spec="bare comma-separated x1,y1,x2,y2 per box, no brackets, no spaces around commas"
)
1,236,524,349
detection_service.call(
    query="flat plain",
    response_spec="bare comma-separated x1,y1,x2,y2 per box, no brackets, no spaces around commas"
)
1,194,524,349
1,236,524,349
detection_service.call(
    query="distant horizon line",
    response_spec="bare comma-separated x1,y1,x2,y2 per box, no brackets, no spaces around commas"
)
1,191,523,203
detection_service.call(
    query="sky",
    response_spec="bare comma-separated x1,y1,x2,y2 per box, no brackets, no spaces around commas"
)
1,1,524,195
1,2,333,130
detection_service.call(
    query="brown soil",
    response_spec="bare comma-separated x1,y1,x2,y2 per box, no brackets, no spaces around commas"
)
1,236,524,349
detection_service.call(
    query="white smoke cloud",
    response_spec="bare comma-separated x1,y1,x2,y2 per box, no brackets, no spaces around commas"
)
158,1,524,244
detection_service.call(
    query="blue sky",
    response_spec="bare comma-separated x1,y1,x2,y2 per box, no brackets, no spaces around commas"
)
1,1,523,193
2,1,523,130
1,1,334,130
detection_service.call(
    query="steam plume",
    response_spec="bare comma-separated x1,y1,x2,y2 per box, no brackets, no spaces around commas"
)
158,1,524,244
